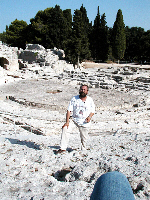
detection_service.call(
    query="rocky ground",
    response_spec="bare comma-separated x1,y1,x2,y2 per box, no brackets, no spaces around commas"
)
0,63,150,199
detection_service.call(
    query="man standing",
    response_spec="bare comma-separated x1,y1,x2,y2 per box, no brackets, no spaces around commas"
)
57,85,95,153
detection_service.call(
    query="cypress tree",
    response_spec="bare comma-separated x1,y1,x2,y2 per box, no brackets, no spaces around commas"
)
91,6,101,61
112,9,126,61
99,13,109,62
62,9,72,52
66,9,90,65
79,5,91,61
90,7,108,62
80,4,90,33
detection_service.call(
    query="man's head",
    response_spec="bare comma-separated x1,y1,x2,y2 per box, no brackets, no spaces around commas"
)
79,85,89,98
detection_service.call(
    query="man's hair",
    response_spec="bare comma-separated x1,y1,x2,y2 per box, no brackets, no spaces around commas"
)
80,84,89,91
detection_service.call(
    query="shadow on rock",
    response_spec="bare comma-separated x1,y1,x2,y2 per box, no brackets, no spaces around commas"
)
6,138,41,150
53,147,74,155
49,145,60,150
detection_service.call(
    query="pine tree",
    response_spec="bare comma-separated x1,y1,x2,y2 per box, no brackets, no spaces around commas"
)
29,5,72,49
28,9,50,47
112,9,126,61
5,19,28,49
0,31,7,43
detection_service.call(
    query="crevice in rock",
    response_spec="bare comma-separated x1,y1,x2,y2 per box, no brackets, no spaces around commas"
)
88,173,96,183
46,89,62,94
0,57,9,69
3,117,43,135
7,96,59,110
52,168,72,182
21,125,43,135
133,183,144,194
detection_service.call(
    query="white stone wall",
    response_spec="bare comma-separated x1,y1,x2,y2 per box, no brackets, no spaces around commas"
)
0,41,19,71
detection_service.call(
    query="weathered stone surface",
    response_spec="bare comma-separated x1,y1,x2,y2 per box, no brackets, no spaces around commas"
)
0,42,72,73
0,42,150,200
0,41,19,71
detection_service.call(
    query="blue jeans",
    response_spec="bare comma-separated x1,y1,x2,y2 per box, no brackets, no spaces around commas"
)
90,171,135,200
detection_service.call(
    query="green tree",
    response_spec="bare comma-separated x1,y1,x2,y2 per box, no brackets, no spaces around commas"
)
62,9,72,49
66,8,90,65
124,26,145,62
29,5,72,50
0,31,7,43
90,7,108,62
5,19,28,49
112,9,126,61
99,13,109,61
140,30,150,63
107,27,114,61
46,5,69,49
80,4,93,60
90,6,101,60
28,10,47,46
80,4,90,34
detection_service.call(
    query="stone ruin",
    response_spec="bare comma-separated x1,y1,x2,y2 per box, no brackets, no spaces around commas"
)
18,44,65,68
0,41,150,92
0,42,67,72
0,41,19,71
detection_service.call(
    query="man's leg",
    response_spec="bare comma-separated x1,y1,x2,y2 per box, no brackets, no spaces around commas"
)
60,126,71,150
90,171,135,200
78,126,89,150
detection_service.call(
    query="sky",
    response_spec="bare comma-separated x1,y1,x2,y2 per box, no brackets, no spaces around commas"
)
0,0,150,33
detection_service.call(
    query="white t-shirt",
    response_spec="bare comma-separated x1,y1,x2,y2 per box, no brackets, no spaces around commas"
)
68,95,95,127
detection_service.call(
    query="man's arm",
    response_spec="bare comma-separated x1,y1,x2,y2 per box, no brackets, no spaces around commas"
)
86,112,94,123
62,110,71,128
85,97,95,123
